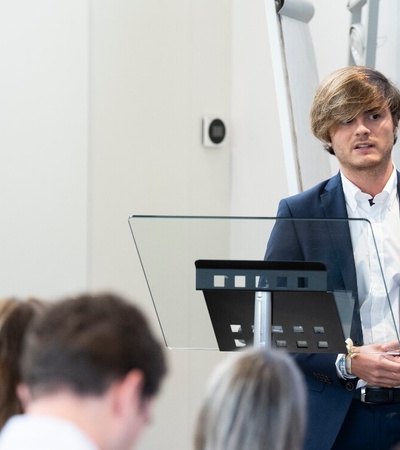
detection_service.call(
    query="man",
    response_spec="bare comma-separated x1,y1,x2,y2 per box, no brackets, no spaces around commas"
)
265,66,400,450
0,292,167,450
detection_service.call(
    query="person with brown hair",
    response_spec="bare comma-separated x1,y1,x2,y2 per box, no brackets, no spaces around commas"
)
0,297,44,429
0,292,167,450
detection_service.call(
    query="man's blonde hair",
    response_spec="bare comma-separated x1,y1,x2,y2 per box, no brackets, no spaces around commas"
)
310,66,400,154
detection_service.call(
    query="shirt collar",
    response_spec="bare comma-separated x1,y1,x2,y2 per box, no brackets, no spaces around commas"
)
341,165,397,213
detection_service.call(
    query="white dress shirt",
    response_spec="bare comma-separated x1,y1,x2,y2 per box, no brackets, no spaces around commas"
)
335,167,400,381
341,167,400,344
0,415,98,450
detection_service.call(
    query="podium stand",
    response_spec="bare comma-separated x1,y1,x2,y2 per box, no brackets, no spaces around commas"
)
195,259,347,352
128,215,398,352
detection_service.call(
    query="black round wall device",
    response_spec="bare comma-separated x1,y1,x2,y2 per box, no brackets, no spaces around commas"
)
208,119,226,144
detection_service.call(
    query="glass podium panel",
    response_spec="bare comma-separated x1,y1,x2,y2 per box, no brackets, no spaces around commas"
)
128,215,399,352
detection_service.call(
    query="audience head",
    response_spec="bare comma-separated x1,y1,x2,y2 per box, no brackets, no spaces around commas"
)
0,297,44,429
19,291,167,449
194,347,306,450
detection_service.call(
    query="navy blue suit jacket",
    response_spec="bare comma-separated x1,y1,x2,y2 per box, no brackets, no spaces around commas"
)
265,170,400,450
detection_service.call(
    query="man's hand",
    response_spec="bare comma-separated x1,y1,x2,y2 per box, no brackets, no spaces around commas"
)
351,341,400,387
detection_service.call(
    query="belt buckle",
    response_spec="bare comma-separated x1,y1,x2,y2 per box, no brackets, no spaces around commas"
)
360,386,369,403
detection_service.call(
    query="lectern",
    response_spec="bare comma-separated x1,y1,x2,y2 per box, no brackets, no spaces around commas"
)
128,215,395,352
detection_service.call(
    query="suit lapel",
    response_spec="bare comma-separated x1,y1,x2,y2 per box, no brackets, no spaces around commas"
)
320,174,357,293
320,174,363,342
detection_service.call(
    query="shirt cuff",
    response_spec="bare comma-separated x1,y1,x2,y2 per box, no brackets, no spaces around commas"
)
335,353,357,379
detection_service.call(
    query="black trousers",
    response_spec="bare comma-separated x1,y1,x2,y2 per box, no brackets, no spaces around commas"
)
332,397,400,450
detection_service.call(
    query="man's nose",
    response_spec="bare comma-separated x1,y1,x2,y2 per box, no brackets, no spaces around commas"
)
354,119,370,136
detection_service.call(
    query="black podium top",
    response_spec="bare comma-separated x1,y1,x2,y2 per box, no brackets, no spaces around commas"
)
195,259,347,353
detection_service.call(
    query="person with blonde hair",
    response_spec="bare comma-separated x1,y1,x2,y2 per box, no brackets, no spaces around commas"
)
265,65,400,449
194,348,306,450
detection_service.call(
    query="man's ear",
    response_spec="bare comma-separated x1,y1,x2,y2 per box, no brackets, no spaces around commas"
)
112,370,145,416
17,383,32,410
107,370,154,450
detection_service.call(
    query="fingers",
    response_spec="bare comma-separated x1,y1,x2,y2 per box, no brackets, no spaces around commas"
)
351,351,400,387
381,340,400,353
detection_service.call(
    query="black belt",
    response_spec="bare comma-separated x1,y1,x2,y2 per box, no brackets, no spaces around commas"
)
359,387,400,404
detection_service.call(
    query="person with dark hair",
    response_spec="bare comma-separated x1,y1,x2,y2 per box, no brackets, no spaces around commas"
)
0,292,167,450
0,297,45,430
194,348,306,450
265,65,400,450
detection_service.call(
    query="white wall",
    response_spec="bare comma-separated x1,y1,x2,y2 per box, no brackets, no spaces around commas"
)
230,0,289,216
0,1,88,299
88,1,232,448
309,0,350,80
373,0,400,166
308,0,351,176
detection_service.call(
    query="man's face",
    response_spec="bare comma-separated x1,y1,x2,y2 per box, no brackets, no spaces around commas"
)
328,106,397,175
